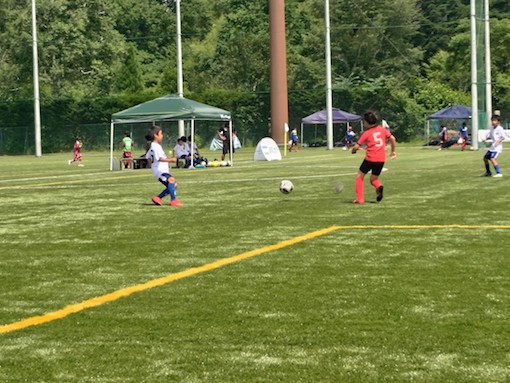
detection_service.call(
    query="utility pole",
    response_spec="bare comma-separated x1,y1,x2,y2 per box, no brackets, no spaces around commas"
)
325,0,333,150
176,0,185,137
31,0,42,157
269,0,288,145
484,0,492,123
470,0,479,150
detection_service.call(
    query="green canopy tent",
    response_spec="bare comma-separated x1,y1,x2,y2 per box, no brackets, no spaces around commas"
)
110,94,232,170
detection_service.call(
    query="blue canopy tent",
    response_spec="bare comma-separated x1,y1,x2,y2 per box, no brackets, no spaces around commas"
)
429,105,472,120
301,108,362,146
426,105,471,144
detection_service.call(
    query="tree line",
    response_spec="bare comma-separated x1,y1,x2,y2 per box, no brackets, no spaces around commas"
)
0,0,509,154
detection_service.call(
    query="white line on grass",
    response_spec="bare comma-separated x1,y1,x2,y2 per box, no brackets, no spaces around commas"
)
0,171,360,190
0,171,115,184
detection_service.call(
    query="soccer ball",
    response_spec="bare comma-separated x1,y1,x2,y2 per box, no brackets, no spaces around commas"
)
332,181,344,193
279,180,294,194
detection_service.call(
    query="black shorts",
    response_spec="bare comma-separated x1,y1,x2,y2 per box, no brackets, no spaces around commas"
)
158,173,173,187
222,141,234,155
359,159,385,176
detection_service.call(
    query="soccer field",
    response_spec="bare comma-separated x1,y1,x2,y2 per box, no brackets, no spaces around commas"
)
1,146,509,382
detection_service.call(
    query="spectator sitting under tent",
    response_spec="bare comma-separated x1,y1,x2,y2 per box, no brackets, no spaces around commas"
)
173,136,191,168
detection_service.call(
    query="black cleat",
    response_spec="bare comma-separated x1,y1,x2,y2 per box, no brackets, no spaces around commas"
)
481,172,492,177
376,185,384,202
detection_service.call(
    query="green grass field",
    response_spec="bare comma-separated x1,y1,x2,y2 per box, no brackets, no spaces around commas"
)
1,145,509,382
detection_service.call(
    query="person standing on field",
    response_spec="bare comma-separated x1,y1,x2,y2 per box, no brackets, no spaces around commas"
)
217,122,234,161
459,122,469,151
482,115,505,178
439,125,448,150
351,111,397,204
121,131,134,169
145,126,183,207
289,127,299,152
344,125,356,150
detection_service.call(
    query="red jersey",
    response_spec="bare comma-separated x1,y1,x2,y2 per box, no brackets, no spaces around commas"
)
357,126,391,162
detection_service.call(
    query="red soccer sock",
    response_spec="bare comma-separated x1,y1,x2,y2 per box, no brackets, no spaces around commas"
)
355,176,364,202
370,179,382,189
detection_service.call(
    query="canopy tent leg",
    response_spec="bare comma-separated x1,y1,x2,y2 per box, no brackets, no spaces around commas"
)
189,119,195,169
426,120,430,145
300,123,303,147
110,121,114,171
229,120,234,166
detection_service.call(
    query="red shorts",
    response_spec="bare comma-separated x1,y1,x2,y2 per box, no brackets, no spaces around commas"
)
123,151,133,158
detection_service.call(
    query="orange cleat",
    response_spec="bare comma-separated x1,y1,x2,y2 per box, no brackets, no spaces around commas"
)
170,199,183,207
353,199,364,204
152,196,162,206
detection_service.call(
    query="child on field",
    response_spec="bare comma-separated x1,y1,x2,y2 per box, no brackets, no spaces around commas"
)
68,137,84,166
289,128,299,152
121,131,134,169
481,115,505,177
145,126,183,207
459,122,469,151
351,111,397,204
344,125,356,150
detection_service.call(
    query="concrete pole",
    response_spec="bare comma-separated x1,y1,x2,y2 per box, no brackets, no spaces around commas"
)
484,0,492,124
269,0,288,145
325,0,333,150
176,0,185,137
470,0,479,149
31,0,42,157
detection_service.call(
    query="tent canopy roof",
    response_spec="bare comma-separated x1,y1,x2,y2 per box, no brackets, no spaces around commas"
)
112,94,231,123
428,105,471,120
302,108,361,124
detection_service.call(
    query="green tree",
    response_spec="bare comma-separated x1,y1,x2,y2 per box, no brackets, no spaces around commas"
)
115,45,144,94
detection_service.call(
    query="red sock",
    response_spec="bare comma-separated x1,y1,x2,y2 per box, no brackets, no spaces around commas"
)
355,176,364,202
370,179,382,189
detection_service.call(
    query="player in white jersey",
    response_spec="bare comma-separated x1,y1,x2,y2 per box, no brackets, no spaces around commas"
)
145,126,183,206
482,115,505,178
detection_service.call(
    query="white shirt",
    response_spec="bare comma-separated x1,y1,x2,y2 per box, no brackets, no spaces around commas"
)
145,142,169,178
173,143,188,158
488,125,505,153
186,141,198,154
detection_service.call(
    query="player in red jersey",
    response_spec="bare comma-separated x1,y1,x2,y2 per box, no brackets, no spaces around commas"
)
68,137,84,167
351,111,397,204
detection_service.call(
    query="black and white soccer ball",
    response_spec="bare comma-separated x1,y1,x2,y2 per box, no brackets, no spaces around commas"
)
279,180,294,194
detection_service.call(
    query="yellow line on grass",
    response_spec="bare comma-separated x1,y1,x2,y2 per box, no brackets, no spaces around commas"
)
0,225,341,335
2,224,508,335
336,224,510,230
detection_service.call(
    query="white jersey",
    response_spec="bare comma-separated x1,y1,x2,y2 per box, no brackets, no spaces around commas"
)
145,142,169,178
488,125,505,153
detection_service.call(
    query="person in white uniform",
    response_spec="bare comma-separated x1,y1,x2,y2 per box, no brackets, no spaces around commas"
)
482,115,505,178
145,126,183,206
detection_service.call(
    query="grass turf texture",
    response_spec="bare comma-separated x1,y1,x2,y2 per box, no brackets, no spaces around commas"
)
0,146,509,382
